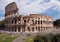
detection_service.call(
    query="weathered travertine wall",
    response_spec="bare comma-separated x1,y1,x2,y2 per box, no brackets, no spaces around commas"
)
5,2,53,33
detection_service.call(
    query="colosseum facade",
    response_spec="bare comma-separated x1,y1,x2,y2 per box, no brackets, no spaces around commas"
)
5,2,53,33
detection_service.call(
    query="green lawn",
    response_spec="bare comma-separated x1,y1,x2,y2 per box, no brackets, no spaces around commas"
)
25,36,33,42
0,34,19,42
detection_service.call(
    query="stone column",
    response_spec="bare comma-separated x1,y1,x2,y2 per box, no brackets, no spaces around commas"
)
20,27,22,32
35,27,37,32
25,26,27,32
16,27,18,32
30,27,32,32
37,19,38,24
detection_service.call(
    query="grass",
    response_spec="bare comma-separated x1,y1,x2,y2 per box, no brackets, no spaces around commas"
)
0,34,19,42
25,36,34,42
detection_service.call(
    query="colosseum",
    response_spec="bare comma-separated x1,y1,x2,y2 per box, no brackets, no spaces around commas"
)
4,2,53,33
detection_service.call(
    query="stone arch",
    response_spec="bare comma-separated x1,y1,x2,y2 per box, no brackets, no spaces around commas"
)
32,27,34,31
27,27,30,32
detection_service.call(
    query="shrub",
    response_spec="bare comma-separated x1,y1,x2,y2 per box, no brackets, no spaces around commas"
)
34,34,60,42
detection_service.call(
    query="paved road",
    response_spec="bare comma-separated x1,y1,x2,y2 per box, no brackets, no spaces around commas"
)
13,33,27,42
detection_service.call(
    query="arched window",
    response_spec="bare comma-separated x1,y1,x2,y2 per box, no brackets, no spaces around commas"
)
32,27,34,31
18,27,20,32
41,26,42,28
27,27,30,32
38,21,40,24
36,27,37,31
32,20,34,24
24,20,26,23
38,27,40,31
41,20,42,24
12,20,13,24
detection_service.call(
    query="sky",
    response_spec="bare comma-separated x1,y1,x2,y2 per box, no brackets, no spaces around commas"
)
0,0,60,21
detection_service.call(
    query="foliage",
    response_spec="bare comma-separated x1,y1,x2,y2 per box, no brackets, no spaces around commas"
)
0,20,5,28
54,19,60,27
34,34,60,42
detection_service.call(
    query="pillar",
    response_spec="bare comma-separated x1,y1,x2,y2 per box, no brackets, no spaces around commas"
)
20,27,22,32
16,27,18,32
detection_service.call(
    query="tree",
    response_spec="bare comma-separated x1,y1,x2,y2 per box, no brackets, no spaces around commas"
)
34,34,60,42
54,19,60,27
0,20,5,30
34,35,44,42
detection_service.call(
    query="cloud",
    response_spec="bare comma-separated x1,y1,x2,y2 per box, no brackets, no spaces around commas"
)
44,0,50,2
0,0,60,20
18,0,55,15
0,17,4,21
43,5,60,20
18,0,60,16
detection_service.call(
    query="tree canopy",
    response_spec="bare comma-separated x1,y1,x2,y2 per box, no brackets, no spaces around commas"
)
54,19,60,27
34,34,60,42
0,20,5,30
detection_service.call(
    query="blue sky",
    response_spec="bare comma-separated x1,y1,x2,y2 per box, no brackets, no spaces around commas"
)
0,0,60,21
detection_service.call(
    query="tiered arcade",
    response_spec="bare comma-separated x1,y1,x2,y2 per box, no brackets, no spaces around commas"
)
5,2,53,33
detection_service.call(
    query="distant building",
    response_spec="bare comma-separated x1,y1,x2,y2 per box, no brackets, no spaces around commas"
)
5,2,53,33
